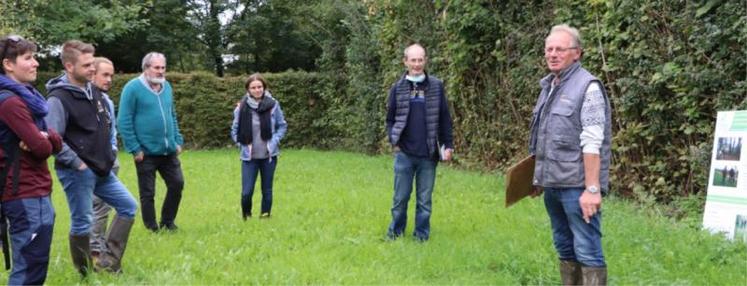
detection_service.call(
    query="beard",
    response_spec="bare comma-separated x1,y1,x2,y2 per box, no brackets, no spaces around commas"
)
147,75,166,84
72,70,91,85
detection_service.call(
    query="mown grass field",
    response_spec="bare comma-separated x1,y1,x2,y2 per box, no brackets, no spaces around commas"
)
4,149,745,285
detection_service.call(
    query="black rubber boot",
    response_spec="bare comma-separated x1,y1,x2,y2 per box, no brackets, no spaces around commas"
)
95,216,134,273
581,266,607,286
559,260,582,285
69,234,91,277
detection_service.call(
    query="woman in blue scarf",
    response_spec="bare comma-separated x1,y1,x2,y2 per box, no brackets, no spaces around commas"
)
0,35,62,285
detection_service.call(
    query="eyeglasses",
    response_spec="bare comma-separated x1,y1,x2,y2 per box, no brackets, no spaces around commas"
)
1,35,24,61
5,35,22,42
544,46,577,54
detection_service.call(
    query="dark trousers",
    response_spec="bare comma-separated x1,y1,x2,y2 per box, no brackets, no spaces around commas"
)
241,157,277,216
134,153,184,229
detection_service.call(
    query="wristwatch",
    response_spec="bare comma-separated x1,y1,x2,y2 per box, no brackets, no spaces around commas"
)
585,185,600,194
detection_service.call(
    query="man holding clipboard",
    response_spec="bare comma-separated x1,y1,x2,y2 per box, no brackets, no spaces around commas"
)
520,24,612,285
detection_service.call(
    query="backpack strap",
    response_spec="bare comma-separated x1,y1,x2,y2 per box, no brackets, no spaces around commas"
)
0,90,23,197
0,89,18,270
0,90,13,102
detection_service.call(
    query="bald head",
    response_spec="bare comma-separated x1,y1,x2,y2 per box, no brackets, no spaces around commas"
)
403,44,427,76
403,44,426,60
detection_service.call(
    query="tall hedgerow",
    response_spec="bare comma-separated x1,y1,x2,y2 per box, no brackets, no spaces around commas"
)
34,0,747,204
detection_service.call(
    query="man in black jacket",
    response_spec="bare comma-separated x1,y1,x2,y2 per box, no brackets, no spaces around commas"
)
46,40,137,275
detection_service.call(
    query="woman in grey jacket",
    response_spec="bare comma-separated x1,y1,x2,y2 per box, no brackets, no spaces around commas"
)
230,73,287,219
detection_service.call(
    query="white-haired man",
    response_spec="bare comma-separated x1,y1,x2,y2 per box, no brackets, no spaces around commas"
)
118,52,184,232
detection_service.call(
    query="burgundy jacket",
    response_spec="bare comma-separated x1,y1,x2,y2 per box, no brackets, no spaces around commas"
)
0,96,62,202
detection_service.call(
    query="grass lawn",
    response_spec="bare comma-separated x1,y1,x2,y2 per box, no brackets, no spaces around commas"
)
7,149,745,284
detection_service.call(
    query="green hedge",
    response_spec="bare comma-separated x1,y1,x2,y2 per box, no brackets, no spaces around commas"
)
36,71,331,150
32,0,747,203
321,0,747,202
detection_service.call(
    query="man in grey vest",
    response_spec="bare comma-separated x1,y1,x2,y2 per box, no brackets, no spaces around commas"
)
385,43,454,242
529,25,611,285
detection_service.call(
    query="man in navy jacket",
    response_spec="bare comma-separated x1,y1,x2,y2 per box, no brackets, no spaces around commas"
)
385,43,454,242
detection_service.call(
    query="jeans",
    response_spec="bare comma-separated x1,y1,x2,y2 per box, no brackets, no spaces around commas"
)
91,159,118,253
56,167,137,235
241,157,277,216
543,187,606,267
387,151,437,240
134,154,184,229
3,196,54,285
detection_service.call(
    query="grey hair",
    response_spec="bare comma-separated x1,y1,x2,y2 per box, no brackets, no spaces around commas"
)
548,24,582,49
141,52,166,71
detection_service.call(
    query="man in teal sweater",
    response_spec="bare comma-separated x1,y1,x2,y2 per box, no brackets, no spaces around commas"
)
117,52,184,232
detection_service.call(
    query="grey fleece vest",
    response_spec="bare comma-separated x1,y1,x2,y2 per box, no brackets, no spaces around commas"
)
389,75,443,157
529,62,612,192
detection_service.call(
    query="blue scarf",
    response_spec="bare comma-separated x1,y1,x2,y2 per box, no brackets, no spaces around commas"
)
0,74,48,130
406,74,426,83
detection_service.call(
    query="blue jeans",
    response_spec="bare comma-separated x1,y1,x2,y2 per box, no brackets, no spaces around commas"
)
3,196,55,285
387,152,437,240
241,157,277,216
543,187,606,267
56,167,137,235
91,159,118,253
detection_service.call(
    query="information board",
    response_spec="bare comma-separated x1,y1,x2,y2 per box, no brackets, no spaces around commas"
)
703,111,747,243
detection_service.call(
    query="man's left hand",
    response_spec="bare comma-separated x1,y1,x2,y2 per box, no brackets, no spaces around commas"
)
579,191,602,223
443,148,453,161
530,185,543,198
19,141,29,152
177,145,183,155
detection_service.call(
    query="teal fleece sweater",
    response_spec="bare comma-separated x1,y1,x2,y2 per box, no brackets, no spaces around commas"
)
117,75,184,156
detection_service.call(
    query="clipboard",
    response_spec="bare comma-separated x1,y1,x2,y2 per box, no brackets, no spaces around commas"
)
504,155,536,208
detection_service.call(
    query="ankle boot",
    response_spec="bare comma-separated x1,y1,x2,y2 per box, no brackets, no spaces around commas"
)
581,266,607,286
96,216,134,273
69,234,91,277
559,260,582,285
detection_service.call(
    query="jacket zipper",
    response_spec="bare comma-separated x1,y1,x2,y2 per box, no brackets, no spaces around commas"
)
155,93,170,154
538,84,560,185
